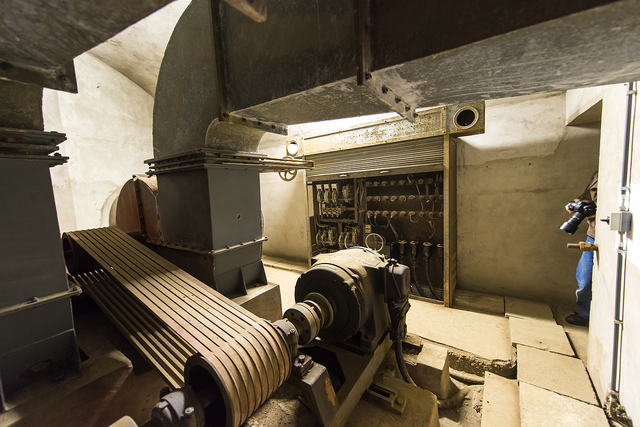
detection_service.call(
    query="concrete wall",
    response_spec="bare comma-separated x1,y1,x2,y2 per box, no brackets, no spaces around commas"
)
258,114,395,263
578,82,640,422
258,132,309,263
88,0,190,96
44,53,154,232
456,92,601,307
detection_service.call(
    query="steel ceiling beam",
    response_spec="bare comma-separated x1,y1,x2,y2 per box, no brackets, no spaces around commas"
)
0,0,176,92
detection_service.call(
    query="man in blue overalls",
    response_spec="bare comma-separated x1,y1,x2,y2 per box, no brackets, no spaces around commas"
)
565,171,598,326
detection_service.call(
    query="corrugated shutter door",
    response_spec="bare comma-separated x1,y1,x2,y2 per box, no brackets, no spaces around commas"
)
305,136,444,182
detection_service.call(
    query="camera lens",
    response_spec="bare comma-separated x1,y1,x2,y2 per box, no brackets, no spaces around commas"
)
559,212,585,235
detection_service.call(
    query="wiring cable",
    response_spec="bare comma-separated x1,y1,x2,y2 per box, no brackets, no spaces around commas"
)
385,216,400,243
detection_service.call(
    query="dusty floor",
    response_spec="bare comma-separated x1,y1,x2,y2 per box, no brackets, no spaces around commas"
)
1,256,600,427
263,256,602,427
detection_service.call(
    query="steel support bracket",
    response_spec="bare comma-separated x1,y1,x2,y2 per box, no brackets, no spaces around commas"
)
212,236,269,255
365,382,407,415
0,287,82,317
364,73,417,122
355,0,416,122
290,359,338,427
228,113,288,136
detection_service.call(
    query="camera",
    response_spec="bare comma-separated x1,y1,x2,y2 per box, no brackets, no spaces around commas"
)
559,201,596,235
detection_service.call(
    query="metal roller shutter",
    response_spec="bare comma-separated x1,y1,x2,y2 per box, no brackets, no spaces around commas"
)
305,136,444,182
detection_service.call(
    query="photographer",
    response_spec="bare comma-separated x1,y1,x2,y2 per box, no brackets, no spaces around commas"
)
564,170,598,326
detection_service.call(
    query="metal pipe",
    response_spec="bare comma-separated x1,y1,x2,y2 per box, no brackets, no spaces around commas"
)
611,81,636,393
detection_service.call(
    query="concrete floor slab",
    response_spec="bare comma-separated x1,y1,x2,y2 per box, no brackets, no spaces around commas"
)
263,256,308,273
517,345,598,405
509,317,574,356
265,266,300,313
505,297,555,324
262,255,285,265
481,372,520,427
553,305,589,364
519,382,608,427
407,299,512,362
453,290,505,315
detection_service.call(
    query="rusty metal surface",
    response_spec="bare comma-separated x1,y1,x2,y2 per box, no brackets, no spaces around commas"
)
0,80,44,130
73,270,191,389
146,149,313,176
223,0,267,23
0,127,68,170
302,109,447,155
114,175,161,240
0,0,174,91
64,227,293,427
224,1,640,125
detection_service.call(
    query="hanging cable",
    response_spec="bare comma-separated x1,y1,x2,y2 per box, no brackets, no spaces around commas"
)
386,216,400,243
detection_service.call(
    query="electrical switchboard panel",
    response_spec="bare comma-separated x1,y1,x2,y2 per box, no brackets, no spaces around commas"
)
309,171,446,301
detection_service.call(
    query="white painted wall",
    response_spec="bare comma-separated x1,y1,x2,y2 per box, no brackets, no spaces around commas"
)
44,54,154,232
87,0,191,96
261,92,601,310
258,132,309,263
574,82,640,422
456,92,600,307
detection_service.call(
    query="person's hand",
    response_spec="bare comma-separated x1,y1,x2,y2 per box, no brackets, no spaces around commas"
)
565,199,579,214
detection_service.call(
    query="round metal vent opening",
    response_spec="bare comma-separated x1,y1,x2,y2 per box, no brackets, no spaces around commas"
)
454,107,479,129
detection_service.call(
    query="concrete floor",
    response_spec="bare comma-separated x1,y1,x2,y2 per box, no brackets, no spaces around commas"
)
0,257,602,427
264,257,603,427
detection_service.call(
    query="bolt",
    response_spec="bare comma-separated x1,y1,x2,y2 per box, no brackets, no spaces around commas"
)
396,397,405,405
395,97,401,103
405,105,411,112
184,407,194,418
297,354,306,363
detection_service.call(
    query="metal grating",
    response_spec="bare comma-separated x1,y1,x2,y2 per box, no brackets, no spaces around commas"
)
305,136,444,182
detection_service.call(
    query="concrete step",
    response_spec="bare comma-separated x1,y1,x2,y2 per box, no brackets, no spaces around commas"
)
481,372,520,427
505,297,555,324
407,299,512,363
509,317,574,356
452,290,505,315
519,382,609,427
516,345,597,405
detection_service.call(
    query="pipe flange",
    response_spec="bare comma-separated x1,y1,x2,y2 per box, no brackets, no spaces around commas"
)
284,303,322,346
305,292,334,328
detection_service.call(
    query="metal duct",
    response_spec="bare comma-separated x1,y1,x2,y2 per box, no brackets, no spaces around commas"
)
64,227,293,427
305,136,444,182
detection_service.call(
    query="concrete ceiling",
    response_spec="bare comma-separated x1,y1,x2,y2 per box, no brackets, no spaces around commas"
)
87,0,191,97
